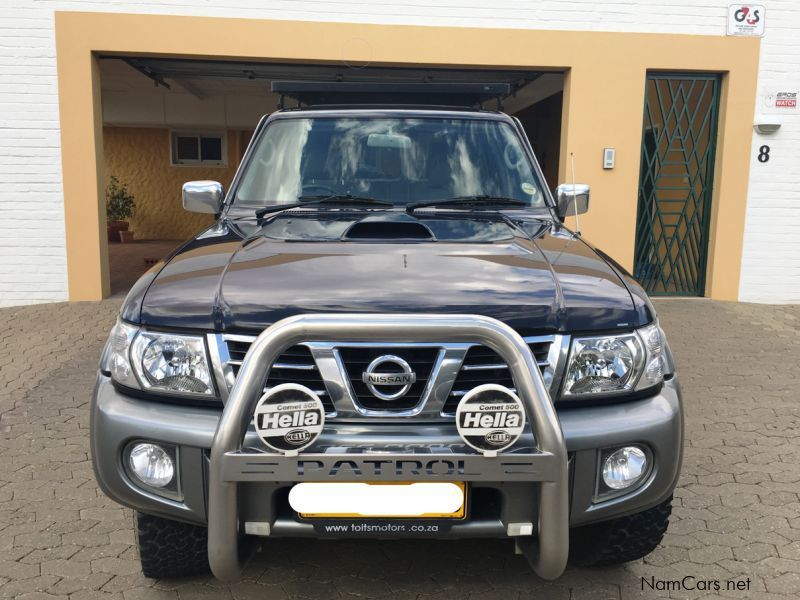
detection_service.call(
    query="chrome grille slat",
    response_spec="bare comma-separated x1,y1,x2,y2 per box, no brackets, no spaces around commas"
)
462,360,549,370
451,387,517,398
271,362,318,370
227,360,316,370
262,386,328,397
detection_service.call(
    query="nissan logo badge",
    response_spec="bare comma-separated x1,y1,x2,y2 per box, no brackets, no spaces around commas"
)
361,354,417,401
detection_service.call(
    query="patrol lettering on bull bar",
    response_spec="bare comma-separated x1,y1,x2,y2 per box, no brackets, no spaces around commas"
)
296,458,480,478
221,449,562,482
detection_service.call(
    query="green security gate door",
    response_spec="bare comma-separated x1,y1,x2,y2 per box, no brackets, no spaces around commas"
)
634,74,720,296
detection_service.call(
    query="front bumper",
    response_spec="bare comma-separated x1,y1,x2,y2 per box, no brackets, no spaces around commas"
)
92,375,682,529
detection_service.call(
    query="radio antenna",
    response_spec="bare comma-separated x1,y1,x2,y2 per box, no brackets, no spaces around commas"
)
570,152,581,236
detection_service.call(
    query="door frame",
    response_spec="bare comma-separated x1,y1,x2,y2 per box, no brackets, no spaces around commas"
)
634,72,721,296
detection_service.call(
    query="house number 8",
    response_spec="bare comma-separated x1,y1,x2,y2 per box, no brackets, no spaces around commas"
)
758,145,770,163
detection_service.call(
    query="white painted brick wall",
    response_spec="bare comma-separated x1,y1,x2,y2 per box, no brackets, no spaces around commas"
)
0,0,797,305
738,1,800,303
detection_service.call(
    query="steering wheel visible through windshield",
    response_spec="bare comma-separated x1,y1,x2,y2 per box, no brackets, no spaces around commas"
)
234,116,546,209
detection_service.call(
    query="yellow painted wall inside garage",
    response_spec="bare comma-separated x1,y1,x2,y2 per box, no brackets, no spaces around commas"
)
103,127,240,240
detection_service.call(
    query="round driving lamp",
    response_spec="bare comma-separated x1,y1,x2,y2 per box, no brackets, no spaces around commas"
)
602,446,648,491
128,443,175,489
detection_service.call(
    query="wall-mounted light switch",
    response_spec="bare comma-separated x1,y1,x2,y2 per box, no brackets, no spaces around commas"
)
603,148,616,169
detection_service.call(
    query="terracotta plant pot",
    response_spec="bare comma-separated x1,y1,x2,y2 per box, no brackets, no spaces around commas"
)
107,220,129,242
119,230,135,243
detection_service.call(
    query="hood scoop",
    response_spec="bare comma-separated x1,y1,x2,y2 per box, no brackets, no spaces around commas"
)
343,213,435,241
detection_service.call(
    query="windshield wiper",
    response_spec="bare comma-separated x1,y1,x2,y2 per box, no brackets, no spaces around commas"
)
406,195,528,213
256,194,392,218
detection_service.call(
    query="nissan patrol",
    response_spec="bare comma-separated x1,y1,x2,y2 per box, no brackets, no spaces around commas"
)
92,82,682,580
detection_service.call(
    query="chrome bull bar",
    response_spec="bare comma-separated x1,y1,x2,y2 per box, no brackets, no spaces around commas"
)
208,314,569,581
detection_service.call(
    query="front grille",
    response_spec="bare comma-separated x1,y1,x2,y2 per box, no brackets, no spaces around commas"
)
441,339,554,415
223,339,335,414
338,346,440,411
214,333,562,420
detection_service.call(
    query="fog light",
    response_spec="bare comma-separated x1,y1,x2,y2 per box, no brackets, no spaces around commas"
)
128,443,175,488
602,446,648,490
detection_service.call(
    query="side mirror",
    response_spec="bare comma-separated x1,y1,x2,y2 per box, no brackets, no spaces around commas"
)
555,183,590,220
182,181,223,214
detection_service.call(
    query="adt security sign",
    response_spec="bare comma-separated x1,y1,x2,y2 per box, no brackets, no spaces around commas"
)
727,5,765,36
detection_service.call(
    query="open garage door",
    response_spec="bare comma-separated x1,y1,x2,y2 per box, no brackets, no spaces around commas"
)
98,57,564,294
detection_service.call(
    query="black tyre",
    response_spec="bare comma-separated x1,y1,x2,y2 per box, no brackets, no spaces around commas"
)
135,512,210,578
569,496,672,567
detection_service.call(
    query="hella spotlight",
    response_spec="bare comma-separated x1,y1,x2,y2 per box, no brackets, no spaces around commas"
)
455,384,526,456
253,383,325,455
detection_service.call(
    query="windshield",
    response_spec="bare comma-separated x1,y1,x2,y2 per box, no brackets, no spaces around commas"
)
234,116,546,208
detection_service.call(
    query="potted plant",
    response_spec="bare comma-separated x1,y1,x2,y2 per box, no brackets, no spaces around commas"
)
106,175,136,243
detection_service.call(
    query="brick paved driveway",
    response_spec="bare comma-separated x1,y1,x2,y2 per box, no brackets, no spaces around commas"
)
1,299,799,599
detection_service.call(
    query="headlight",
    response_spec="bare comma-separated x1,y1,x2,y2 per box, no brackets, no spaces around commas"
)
563,323,668,398
102,320,216,398
132,332,215,396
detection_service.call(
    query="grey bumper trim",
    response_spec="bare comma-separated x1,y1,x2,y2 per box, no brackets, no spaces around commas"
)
91,377,682,529
207,314,569,581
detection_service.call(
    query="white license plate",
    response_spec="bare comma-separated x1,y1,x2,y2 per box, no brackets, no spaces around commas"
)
289,482,466,519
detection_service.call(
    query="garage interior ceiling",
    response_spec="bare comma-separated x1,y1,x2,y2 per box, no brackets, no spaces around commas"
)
101,57,563,103
99,57,564,127
118,56,542,90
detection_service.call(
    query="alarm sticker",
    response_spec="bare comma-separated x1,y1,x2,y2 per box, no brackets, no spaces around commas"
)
521,182,537,195
254,383,325,453
455,384,526,454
